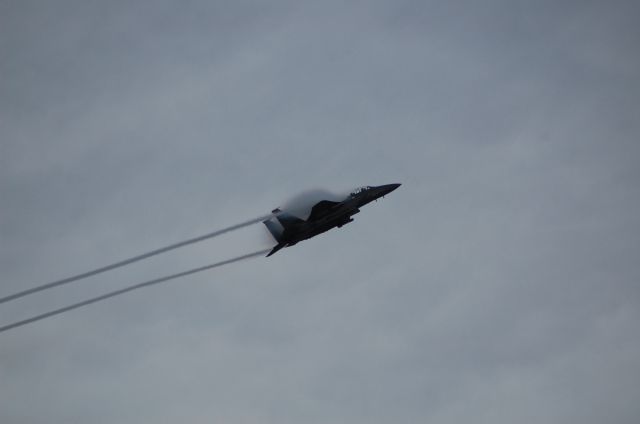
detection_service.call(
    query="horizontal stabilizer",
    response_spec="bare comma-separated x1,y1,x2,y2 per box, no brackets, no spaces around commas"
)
266,243,286,257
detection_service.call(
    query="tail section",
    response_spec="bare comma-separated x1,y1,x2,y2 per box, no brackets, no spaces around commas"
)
263,216,286,257
263,218,284,242
263,208,305,257
273,208,305,229
266,243,286,257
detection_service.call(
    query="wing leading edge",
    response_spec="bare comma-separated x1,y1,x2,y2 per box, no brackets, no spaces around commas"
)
307,200,340,221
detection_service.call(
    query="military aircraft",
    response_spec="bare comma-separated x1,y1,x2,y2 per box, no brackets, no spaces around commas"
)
263,183,401,256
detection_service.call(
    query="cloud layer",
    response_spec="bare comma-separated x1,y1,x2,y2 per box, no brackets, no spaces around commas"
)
1,1,639,423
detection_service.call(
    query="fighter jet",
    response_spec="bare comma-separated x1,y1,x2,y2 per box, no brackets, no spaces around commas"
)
263,183,401,256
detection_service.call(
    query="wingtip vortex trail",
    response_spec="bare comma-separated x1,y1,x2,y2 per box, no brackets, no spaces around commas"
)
0,214,273,305
0,248,270,334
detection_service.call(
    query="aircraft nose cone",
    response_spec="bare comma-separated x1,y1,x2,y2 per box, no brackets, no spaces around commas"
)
378,183,401,195
388,183,401,191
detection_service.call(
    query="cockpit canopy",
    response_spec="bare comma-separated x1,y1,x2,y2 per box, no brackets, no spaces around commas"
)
349,186,371,197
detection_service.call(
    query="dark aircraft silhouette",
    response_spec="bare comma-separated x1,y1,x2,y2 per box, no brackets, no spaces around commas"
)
263,183,401,256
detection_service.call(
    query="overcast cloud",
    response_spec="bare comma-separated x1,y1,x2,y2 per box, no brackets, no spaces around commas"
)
1,0,639,423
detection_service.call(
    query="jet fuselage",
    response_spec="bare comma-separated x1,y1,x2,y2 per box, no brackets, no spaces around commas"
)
263,183,400,256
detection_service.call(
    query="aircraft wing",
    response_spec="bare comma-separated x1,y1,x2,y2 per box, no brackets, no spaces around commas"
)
307,200,341,221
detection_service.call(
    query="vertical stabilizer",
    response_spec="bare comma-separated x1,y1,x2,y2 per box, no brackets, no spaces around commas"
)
274,210,305,229
263,218,284,242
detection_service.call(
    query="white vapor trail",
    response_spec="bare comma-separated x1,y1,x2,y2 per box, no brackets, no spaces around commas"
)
0,249,270,333
0,214,272,304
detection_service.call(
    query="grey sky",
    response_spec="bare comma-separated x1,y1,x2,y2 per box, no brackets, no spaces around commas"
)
1,0,639,422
